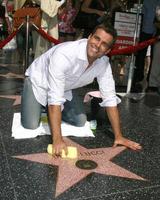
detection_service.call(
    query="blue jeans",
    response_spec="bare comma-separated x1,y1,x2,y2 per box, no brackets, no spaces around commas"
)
21,78,87,129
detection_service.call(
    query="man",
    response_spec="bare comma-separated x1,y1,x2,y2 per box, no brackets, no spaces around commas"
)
21,23,142,156
0,0,12,37
149,6,160,94
133,0,160,91
149,6,160,116
14,0,65,58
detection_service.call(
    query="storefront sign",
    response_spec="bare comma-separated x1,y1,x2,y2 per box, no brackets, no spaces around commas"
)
114,12,142,49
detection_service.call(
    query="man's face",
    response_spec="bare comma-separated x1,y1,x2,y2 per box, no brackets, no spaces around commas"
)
87,28,113,64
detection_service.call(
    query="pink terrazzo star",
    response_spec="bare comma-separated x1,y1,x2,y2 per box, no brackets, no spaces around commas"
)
0,95,21,105
13,137,146,197
0,72,24,79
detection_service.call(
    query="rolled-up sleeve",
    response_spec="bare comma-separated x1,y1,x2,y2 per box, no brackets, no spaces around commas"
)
97,62,121,107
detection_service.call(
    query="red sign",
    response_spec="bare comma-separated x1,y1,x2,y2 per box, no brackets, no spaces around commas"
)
114,12,142,49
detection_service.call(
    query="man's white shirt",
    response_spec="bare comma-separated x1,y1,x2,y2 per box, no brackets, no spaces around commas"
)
25,39,120,107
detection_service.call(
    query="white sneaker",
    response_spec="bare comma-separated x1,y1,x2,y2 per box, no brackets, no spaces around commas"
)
90,120,97,131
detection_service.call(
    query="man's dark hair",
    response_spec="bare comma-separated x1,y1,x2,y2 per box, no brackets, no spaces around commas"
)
92,22,117,48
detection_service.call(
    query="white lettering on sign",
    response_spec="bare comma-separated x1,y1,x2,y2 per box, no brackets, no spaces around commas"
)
114,11,142,47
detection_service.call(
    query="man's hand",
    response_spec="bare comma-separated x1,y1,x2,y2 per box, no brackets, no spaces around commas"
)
53,138,68,157
48,105,68,157
113,136,142,151
105,107,142,151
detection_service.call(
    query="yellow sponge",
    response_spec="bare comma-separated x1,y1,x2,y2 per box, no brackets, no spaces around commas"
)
47,144,78,159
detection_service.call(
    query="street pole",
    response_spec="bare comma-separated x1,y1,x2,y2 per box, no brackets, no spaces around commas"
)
126,0,142,94
24,15,30,72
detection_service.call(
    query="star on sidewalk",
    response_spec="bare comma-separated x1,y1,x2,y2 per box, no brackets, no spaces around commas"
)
0,72,24,79
13,137,146,197
0,95,21,106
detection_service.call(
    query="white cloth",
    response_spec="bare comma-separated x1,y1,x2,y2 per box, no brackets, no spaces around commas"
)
83,91,121,107
84,91,102,103
40,0,65,18
12,113,94,139
26,39,120,108
14,0,26,10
